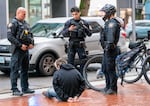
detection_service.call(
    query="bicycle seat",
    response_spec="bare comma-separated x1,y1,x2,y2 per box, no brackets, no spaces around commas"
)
128,41,142,49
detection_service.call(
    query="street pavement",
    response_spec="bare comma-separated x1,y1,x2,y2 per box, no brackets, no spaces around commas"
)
0,79,150,106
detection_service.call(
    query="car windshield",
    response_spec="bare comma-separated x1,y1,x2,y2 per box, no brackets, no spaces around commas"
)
31,23,64,37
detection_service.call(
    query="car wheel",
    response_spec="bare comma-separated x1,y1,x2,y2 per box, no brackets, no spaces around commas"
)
38,53,56,76
1,70,10,75
129,32,137,41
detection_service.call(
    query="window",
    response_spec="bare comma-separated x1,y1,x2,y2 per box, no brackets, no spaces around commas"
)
31,23,64,37
136,22,150,27
9,0,24,22
88,21,102,33
28,0,42,25
138,0,143,4
28,0,51,25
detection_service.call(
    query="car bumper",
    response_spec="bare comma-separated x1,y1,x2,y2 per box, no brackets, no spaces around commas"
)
0,55,36,72
0,63,36,72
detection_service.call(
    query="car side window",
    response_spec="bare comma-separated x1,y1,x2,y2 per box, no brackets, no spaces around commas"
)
88,21,102,33
136,22,150,27
142,22,150,27
31,23,64,37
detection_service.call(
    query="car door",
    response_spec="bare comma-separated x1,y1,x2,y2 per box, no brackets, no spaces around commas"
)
136,22,150,38
85,21,103,55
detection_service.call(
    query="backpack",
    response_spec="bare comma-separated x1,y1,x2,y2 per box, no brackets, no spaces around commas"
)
116,48,141,85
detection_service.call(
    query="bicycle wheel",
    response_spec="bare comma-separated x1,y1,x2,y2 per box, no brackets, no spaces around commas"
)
143,56,150,84
83,55,105,91
123,55,143,83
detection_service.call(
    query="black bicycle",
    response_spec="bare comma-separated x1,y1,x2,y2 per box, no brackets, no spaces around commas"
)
117,39,150,84
83,38,150,91
142,54,150,84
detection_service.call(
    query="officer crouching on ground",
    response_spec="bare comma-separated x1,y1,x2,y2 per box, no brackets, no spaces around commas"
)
7,7,34,96
61,6,92,75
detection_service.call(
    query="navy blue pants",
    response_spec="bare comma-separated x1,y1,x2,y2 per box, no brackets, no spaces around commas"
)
10,49,29,91
67,47,86,75
102,47,118,91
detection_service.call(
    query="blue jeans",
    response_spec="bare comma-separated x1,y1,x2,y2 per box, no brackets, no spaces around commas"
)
10,50,29,91
45,88,61,101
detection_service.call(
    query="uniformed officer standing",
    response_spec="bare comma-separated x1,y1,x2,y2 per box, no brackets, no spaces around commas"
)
61,7,91,75
7,7,34,96
99,4,122,94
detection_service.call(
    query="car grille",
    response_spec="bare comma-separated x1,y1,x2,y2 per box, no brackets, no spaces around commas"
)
0,45,11,53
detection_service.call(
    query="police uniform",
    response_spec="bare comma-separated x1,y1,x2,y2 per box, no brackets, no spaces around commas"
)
61,18,91,75
101,18,121,93
7,18,34,93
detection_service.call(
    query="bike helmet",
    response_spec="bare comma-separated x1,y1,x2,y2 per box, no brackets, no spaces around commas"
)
100,4,116,20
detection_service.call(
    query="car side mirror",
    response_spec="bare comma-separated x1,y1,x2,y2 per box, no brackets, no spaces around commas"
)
53,32,64,39
59,34,64,39
52,33,57,37
148,31,150,40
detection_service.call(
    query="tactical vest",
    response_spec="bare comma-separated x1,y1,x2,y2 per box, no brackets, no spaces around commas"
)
12,18,33,45
69,19,86,41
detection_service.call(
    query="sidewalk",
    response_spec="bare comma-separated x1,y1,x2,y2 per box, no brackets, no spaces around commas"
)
0,80,150,106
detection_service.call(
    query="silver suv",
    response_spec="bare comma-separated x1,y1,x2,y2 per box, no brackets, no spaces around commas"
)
0,17,127,75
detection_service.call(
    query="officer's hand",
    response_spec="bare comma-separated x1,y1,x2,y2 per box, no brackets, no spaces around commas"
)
21,44,28,51
28,44,34,49
69,25,76,31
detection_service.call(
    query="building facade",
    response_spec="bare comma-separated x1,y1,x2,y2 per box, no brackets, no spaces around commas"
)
0,0,75,39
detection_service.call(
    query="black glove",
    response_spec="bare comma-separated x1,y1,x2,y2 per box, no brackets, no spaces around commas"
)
105,43,115,51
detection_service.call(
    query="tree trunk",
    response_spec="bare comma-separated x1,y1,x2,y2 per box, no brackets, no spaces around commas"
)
79,0,90,16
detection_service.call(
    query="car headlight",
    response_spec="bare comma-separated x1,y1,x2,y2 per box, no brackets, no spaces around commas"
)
0,45,10,53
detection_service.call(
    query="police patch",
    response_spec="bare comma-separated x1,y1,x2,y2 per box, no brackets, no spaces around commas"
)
108,23,114,28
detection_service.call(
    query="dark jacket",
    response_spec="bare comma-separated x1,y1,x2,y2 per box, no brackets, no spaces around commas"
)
100,18,121,51
53,64,85,101
7,18,34,54
61,18,91,41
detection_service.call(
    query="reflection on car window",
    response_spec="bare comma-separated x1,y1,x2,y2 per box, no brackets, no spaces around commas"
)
136,22,150,27
31,23,64,37
88,21,102,33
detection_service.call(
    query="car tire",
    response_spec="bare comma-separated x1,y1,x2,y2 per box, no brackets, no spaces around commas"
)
1,70,10,75
38,53,56,76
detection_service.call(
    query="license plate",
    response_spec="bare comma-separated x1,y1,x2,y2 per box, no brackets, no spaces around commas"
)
0,57,5,63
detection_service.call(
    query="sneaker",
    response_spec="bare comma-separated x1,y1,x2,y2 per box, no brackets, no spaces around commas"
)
42,91,47,97
96,69,104,79
13,89,23,96
22,88,35,94
105,89,117,95
42,91,50,98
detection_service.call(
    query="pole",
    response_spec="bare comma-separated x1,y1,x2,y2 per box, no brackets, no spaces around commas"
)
66,0,69,17
132,0,136,41
0,0,7,39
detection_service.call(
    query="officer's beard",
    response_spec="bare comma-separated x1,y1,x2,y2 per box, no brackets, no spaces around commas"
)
102,16,107,21
102,14,111,21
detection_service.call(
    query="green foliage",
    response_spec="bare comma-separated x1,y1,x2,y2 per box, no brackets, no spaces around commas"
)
80,0,84,9
136,9,143,19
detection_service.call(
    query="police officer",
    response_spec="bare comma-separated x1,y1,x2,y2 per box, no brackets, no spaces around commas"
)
7,7,34,96
99,4,122,94
61,7,91,75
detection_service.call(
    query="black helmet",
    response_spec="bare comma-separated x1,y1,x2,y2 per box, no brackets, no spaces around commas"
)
100,4,116,20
